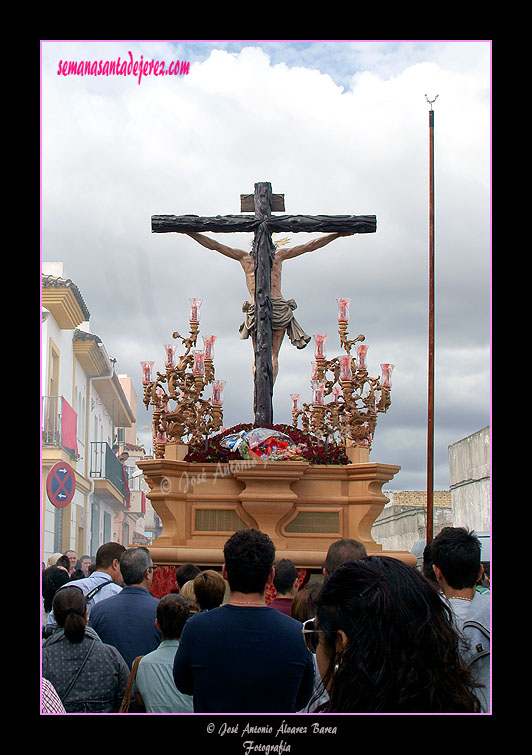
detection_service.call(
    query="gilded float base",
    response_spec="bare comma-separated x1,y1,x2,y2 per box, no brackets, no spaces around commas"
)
137,445,416,569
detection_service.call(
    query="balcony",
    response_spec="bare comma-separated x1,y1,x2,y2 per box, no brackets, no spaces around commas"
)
42,396,80,461
90,442,130,510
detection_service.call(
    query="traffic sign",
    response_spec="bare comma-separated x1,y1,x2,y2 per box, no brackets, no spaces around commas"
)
46,462,76,508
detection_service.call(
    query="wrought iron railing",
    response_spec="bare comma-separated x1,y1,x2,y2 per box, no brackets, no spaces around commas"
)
42,396,79,458
90,442,127,498
42,395,63,446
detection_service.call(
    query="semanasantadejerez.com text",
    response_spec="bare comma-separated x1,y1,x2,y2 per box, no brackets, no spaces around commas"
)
57,51,190,85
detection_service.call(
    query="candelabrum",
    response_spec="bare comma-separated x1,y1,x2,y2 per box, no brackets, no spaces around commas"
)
141,299,225,458
291,298,394,451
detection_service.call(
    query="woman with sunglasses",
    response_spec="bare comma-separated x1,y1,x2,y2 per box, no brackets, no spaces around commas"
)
302,557,482,713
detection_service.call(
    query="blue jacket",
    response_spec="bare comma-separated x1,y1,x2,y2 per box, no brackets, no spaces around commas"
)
89,585,161,668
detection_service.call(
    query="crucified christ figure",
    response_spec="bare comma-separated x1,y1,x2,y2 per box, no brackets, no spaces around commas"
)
185,231,353,383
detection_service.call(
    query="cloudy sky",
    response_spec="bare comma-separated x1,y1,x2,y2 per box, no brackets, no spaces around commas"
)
41,40,491,491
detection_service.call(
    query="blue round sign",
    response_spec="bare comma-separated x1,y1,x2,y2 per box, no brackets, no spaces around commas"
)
46,462,76,508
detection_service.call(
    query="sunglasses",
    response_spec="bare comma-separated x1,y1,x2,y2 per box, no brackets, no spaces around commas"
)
301,617,325,653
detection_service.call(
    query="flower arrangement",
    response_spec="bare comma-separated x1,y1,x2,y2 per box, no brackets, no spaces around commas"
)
184,423,349,465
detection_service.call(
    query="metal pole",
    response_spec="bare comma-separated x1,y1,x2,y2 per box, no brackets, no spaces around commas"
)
425,94,438,544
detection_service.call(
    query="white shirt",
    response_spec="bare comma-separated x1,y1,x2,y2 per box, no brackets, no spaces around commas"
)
45,570,122,628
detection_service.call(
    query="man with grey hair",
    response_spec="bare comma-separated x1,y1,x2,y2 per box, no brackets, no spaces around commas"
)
89,547,161,668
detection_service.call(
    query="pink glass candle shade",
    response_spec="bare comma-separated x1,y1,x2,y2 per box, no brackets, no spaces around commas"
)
164,344,176,368
290,393,300,411
203,335,216,360
314,334,327,360
311,362,319,380
337,297,351,323
156,388,166,410
380,363,394,389
141,361,155,385
192,350,206,376
155,430,167,444
332,385,341,402
313,383,325,405
340,354,353,381
189,298,202,322
212,380,226,405
355,344,368,370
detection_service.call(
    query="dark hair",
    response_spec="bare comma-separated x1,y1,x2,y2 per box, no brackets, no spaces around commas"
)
421,541,439,585
55,555,71,571
119,547,152,585
156,594,191,639
95,542,126,569
291,582,321,623
52,586,87,643
323,539,368,574
315,557,480,713
176,563,201,589
42,566,71,612
223,529,275,594
193,570,226,610
273,559,299,594
431,527,481,589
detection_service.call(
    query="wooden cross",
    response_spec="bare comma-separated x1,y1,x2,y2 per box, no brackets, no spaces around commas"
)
152,181,376,425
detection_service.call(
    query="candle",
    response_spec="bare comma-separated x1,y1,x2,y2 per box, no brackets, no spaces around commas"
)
192,350,206,376
310,362,319,380
380,363,395,389
203,335,216,360
212,380,226,405
340,355,353,381
164,344,176,368
332,385,341,402
189,298,202,322
355,344,368,370
314,334,328,360
313,383,325,405
337,297,351,323
290,393,300,411
140,361,154,385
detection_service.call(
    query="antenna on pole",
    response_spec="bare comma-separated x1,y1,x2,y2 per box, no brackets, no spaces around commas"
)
425,94,438,545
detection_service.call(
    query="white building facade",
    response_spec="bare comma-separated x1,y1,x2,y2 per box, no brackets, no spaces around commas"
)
41,264,140,563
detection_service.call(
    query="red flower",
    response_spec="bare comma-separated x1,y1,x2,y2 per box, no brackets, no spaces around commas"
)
184,423,348,465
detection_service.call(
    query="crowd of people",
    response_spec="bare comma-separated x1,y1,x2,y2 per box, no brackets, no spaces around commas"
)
41,527,490,714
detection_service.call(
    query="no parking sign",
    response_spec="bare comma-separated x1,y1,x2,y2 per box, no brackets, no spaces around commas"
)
46,462,76,508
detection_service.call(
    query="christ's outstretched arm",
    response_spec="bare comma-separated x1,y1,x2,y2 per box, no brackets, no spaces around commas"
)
186,232,248,261
275,232,353,261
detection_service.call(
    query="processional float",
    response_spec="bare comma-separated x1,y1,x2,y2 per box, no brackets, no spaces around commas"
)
137,183,416,576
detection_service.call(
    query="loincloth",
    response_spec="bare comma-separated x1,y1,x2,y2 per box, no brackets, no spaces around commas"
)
239,297,311,350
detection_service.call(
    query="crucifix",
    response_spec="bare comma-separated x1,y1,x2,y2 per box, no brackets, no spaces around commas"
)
152,181,376,425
